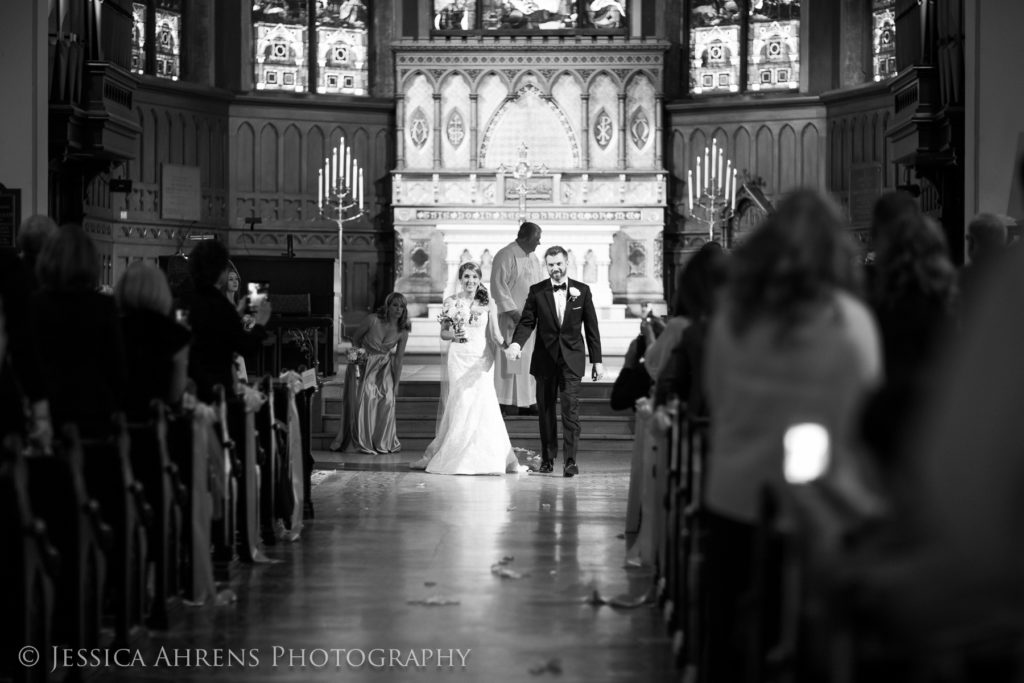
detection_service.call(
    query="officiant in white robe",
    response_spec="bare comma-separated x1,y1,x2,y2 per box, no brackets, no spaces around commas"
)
490,222,544,412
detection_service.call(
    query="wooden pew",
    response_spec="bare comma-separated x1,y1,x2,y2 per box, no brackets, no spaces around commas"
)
79,415,151,646
678,414,710,680
0,439,57,683
254,376,278,546
226,394,261,562
25,425,109,653
126,401,183,629
211,386,238,580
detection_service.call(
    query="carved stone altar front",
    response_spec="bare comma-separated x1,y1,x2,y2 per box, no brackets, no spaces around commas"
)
391,37,669,324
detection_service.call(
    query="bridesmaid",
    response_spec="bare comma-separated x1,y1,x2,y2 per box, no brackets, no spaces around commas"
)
331,292,411,454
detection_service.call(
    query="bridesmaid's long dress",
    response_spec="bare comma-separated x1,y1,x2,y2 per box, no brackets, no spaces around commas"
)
349,318,403,454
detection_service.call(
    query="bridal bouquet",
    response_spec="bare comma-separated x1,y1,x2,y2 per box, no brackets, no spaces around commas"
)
437,300,480,343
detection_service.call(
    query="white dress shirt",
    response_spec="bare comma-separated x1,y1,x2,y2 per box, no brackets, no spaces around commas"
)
551,279,567,324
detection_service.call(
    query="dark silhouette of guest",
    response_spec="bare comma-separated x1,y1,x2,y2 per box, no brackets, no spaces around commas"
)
185,240,271,403
16,214,58,290
0,248,52,446
653,241,727,418
861,192,957,474
114,262,191,419
959,212,1010,318
30,224,128,433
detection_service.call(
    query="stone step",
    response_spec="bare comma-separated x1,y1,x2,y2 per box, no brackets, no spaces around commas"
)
311,431,634,454
321,396,626,418
320,413,635,436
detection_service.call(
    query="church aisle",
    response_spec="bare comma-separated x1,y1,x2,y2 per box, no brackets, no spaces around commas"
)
90,453,677,682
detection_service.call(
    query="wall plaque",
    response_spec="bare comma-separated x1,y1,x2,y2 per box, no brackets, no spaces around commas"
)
849,163,883,226
161,164,201,221
0,184,21,249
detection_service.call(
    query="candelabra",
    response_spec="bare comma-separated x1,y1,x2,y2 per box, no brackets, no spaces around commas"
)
687,140,738,243
317,137,365,223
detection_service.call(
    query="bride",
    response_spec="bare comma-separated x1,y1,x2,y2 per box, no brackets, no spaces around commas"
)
410,262,519,475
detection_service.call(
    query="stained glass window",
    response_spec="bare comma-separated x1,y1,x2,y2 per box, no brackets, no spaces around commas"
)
131,3,147,75
470,1,625,31
253,0,309,92
872,0,897,81
688,0,800,96
252,0,369,95
131,0,182,80
689,2,742,94
316,0,369,94
155,0,182,81
747,0,800,92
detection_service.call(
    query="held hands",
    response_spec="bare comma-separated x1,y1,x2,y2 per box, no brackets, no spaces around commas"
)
505,342,522,361
591,362,605,382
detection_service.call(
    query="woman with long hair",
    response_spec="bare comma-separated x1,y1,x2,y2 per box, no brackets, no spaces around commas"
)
330,291,411,454
410,262,518,474
701,190,882,682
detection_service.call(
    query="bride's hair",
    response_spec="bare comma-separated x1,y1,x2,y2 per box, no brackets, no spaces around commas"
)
457,261,490,307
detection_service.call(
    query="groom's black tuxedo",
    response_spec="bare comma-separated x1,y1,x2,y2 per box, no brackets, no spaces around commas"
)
511,279,602,468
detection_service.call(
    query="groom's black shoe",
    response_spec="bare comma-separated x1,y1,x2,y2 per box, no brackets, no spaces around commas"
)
538,461,554,474
564,459,579,477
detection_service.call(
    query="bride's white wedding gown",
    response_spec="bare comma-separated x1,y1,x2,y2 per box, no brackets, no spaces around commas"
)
423,297,518,475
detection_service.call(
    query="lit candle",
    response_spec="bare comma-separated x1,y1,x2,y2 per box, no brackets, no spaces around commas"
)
333,147,340,190
687,169,693,211
343,147,350,192
358,166,364,210
711,140,717,188
704,147,710,191
324,157,330,199
318,168,324,207
718,150,724,196
731,169,737,210
696,157,702,199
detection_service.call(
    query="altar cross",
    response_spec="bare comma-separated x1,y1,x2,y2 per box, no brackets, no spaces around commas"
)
500,142,548,224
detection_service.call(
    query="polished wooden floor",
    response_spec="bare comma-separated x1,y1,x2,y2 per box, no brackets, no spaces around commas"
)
88,449,677,682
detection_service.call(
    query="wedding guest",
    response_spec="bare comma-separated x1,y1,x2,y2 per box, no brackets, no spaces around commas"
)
31,224,128,433
0,248,51,448
185,240,270,403
330,292,411,454
959,212,1010,317
16,214,58,289
114,262,191,419
861,193,957,476
702,190,881,682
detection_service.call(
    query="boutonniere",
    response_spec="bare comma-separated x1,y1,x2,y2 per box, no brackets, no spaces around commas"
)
568,286,581,301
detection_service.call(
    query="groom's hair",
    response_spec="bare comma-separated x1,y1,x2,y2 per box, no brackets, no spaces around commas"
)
544,245,568,261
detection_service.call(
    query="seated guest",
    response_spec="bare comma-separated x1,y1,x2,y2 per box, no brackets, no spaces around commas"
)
330,292,411,454
959,212,1010,317
30,224,128,433
114,262,192,419
185,240,271,403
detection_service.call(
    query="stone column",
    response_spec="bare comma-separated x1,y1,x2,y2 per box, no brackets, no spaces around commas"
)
469,93,479,169
433,93,443,168
654,95,664,168
395,95,406,169
580,94,590,168
618,93,627,169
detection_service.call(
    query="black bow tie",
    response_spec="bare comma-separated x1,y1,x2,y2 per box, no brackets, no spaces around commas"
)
552,283,567,292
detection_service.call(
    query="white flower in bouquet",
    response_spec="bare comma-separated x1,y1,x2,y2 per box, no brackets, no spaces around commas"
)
437,299,480,342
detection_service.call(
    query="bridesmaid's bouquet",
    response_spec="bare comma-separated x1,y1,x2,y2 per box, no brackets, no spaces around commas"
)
346,347,368,378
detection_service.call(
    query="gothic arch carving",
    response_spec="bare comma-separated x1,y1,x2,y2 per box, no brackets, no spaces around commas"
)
510,69,547,95
399,68,438,93
584,68,620,91
470,68,512,93
478,83,580,167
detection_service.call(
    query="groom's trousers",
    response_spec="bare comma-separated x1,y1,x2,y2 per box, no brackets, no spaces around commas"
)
535,355,581,464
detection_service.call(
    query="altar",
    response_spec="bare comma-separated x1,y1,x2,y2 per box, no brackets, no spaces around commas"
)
390,36,670,357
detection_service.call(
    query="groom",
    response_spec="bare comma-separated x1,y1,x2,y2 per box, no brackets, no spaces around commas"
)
506,245,604,477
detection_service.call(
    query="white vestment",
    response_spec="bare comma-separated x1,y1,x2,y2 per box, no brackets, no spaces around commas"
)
490,240,543,406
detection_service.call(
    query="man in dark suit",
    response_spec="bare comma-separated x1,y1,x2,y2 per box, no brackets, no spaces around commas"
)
507,244,604,477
